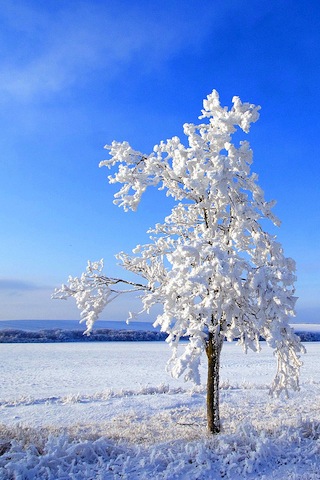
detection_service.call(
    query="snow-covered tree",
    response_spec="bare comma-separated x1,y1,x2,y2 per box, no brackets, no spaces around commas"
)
53,90,305,434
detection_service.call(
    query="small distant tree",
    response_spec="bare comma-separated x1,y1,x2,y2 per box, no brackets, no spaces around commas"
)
53,90,304,434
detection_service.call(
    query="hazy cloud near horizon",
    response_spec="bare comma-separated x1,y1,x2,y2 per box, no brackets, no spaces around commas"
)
0,279,47,292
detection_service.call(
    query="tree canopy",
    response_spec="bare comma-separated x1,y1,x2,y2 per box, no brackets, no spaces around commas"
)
53,90,304,432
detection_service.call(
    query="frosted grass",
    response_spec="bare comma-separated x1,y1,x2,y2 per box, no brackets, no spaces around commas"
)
0,342,319,479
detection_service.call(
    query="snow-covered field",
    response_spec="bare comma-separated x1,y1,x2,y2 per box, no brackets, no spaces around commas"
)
0,341,319,479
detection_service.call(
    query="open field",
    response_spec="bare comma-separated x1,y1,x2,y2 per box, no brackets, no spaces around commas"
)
0,341,319,479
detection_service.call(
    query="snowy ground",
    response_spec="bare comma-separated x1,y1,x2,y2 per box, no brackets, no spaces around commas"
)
0,341,319,479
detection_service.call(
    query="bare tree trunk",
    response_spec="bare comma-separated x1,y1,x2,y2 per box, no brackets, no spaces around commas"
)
206,331,223,434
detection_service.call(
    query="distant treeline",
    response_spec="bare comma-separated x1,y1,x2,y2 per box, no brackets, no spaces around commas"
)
0,328,168,343
0,328,318,344
294,330,320,342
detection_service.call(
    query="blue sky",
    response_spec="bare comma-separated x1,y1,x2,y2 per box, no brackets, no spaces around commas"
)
0,0,319,324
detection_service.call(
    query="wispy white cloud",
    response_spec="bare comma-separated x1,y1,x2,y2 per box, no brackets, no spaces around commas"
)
0,1,229,100
0,279,46,292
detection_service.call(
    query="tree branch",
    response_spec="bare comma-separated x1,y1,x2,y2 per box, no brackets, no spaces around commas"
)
97,275,150,291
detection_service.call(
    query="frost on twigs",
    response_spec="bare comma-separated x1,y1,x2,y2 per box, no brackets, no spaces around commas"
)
52,259,149,335
54,89,304,416
52,260,113,334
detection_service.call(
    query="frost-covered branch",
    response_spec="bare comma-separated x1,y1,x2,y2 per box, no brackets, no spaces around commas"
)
52,260,149,335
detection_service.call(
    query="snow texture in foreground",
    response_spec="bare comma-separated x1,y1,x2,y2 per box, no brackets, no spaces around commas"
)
0,342,319,479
